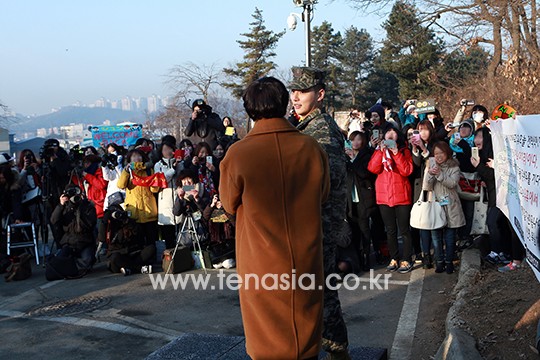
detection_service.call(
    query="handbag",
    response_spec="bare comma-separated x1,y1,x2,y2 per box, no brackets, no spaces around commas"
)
410,190,447,230
457,172,482,201
470,186,489,235
107,191,125,207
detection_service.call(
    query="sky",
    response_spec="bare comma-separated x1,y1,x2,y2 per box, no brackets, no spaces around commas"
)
0,0,388,116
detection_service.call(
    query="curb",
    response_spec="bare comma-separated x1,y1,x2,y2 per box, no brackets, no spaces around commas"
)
434,248,483,360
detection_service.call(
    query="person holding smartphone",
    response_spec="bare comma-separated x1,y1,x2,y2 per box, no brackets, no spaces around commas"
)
368,127,415,273
409,120,439,268
173,169,208,218
422,142,465,274
188,141,219,195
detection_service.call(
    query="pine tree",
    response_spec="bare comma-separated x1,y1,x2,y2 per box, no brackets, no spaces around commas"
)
223,8,285,99
338,26,374,107
380,1,444,99
310,21,343,111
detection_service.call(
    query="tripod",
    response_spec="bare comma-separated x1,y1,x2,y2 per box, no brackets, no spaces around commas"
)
167,211,207,275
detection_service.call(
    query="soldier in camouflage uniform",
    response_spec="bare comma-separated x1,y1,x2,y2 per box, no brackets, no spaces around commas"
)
289,67,351,360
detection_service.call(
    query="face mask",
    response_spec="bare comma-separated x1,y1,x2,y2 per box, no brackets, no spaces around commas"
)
473,112,484,123
213,150,224,158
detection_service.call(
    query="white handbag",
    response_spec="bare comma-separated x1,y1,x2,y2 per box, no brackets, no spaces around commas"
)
410,190,447,230
470,186,489,235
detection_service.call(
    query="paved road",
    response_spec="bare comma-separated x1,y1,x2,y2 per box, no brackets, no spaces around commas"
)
0,248,456,359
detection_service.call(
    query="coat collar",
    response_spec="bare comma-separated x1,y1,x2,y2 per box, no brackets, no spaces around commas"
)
246,117,300,137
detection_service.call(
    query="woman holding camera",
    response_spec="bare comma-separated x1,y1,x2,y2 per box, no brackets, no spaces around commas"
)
102,143,126,211
368,127,414,273
17,150,42,228
118,149,159,253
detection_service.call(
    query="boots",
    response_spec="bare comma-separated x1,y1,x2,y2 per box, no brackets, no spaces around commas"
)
361,252,371,272
435,261,445,273
422,253,433,269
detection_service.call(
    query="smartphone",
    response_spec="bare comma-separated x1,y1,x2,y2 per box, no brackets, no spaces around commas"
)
206,156,213,165
372,129,380,139
183,185,195,192
454,133,461,140
412,130,421,143
429,157,436,169
471,147,479,161
384,139,397,149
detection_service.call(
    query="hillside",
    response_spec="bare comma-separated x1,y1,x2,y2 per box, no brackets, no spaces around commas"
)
7,106,147,134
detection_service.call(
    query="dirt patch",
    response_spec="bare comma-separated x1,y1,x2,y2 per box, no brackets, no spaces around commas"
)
459,263,540,359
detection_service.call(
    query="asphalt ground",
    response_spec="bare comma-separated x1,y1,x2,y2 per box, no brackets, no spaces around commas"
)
0,243,456,359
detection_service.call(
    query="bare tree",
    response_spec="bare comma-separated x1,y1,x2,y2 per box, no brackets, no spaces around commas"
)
166,61,222,105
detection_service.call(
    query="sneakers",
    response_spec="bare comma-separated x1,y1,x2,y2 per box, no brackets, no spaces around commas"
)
485,252,511,265
414,253,423,264
498,262,521,273
398,261,413,274
422,254,433,269
141,265,152,274
457,237,474,251
386,259,398,272
446,262,455,274
120,267,132,276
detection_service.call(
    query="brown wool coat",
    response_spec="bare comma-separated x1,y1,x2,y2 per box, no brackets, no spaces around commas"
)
219,117,330,359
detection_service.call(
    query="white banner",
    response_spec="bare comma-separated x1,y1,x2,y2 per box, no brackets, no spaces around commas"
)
491,115,540,282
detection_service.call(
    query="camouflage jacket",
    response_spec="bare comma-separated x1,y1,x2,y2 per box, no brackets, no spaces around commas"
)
297,108,348,246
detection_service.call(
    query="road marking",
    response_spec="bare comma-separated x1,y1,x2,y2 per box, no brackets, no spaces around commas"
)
344,274,410,286
390,269,425,360
0,309,178,341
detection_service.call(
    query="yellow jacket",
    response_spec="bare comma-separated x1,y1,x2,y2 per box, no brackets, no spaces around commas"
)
117,167,159,223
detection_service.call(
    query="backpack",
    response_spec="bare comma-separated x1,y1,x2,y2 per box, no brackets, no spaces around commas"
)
45,253,79,281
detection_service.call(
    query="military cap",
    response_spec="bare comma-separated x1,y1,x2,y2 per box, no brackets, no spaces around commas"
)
289,67,326,90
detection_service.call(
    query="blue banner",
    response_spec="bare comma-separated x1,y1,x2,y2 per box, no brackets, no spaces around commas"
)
89,124,143,147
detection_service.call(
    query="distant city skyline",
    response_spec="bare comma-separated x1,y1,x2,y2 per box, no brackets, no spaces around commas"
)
0,1,389,116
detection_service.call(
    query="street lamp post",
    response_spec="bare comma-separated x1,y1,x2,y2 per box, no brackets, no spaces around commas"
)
287,0,317,67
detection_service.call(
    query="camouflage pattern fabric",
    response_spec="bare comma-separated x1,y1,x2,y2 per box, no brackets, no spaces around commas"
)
297,108,350,352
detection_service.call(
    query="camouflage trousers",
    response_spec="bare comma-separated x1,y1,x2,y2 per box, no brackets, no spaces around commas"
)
322,240,349,353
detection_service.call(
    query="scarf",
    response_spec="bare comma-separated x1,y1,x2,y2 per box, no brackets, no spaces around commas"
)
449,133,475,153
198,166,216,196
382,149,394,172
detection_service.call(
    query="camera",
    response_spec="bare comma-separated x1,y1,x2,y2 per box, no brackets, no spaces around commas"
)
39,145,56,161
63,187,83,204
101,153,118,170
460,99,475,107
111,210,129,221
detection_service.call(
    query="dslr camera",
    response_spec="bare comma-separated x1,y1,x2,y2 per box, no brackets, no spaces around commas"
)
460,99,475,107
101,153,118,170
63,187,83,204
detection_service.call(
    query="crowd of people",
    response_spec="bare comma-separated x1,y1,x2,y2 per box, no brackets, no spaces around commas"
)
340,98,525,276
0,66,529,359
0,99,239,277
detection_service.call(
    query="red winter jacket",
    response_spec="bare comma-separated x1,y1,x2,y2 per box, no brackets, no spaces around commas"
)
367,147,413,207
72,167,108,218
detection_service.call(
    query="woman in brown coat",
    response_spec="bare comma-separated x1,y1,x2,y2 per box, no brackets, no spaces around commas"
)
220,77,330,359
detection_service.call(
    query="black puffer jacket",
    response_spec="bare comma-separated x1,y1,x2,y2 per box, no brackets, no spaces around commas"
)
51,199,97,250
185,107,225,149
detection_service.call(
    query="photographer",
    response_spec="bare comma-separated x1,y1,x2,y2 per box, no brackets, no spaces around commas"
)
102,204,155,275
40,139,71,246
173,169,209,217
185,99,225,149
50,185,97,274
188,141,219,194
101,143,126,211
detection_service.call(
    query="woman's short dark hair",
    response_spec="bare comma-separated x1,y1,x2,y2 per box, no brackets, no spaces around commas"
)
349,130,370,144
432,141,453,159
242,77,289,121
176,169,199,186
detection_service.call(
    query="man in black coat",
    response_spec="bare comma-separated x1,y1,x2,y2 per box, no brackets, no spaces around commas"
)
185,99,225,149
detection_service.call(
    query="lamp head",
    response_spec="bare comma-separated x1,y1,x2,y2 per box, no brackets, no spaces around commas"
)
287,13,298,31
